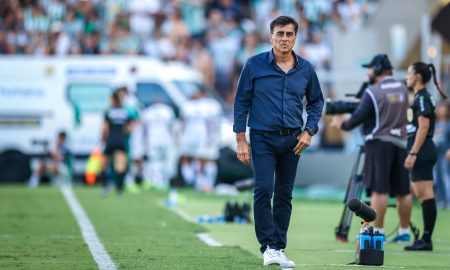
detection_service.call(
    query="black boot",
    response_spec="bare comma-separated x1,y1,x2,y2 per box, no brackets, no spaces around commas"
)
404,239,433,251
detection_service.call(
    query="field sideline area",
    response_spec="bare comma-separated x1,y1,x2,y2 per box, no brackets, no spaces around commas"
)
1,186,450,269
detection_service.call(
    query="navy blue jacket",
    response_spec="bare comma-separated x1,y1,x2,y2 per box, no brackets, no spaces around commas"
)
233,50,324,133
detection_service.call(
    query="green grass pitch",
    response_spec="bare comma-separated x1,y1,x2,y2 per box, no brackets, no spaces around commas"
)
1,186,450,269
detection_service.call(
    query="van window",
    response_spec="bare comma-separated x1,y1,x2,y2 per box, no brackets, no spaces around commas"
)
136,82,179,116
67,84,112,112
174,80,224,104
136,82,175,107
173,80,201,98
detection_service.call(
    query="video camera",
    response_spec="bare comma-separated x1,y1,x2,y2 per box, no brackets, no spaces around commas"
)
325,100,359,115
325,81,371,115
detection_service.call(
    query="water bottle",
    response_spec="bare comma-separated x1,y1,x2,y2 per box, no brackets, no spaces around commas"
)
372,232,384,251
197,216,205,223
359,232,371,250
233,216,241,224
206,216,214,223
357,222,370,250
216,216,225,223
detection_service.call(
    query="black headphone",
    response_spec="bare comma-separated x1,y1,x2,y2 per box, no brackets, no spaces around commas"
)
374,54,388,76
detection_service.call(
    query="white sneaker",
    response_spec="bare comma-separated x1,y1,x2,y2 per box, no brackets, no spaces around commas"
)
263,246,281,266
277,250,295,268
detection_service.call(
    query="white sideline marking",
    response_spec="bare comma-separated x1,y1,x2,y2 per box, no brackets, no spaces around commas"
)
163,203,224,247
170,207,196,223
196,233,223,247
61,186,117,270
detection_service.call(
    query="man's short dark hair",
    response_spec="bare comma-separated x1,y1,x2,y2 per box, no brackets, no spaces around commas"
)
270,16,298,35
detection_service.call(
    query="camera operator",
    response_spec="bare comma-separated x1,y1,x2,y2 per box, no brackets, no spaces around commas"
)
332,54,413,241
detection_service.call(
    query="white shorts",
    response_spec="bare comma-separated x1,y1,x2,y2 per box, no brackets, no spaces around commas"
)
130,122,145,160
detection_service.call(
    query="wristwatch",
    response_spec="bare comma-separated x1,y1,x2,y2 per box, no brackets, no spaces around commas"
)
304,126,316,136
409,151,417,156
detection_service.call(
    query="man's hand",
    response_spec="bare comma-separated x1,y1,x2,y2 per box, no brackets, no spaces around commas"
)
404,154,416,170
293,131,311,155
446,149,450,161
236,132,250,165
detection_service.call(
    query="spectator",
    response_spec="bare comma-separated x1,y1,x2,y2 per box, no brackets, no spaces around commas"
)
63,7,84,40
188,38,216,88
29,131,72,187
104,0,128,26
209,0,241,22
83,8,103,35
80,31,100,54
0,32,8,54
111,26,140,55
6,10,29,54
235,31,267,71
24,4,50,33
180,0,207,38
298,29,331,71
27,32,49,55
207,10,241,100
302,0,332,26
127,0,159,37
51,21,71,56
161,8,190,45
336,0,367,31
142,28,176,60
45,0,66,22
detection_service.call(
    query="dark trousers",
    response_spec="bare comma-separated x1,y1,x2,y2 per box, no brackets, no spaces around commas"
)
250,129,301,253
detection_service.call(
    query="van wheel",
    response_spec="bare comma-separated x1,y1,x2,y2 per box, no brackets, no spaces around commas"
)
0,150,31,183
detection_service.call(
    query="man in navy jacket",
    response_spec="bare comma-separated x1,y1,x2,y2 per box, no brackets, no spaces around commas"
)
233,15,324,268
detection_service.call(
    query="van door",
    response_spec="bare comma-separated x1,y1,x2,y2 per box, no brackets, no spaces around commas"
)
67,83,113,158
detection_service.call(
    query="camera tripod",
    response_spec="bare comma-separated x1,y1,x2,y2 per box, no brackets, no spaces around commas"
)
335,145,420,242
335,145,366,242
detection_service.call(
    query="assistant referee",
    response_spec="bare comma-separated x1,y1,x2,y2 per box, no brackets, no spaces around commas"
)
404,61,448,251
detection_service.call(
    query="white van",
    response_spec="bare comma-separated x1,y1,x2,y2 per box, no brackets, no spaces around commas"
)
0,56,234,183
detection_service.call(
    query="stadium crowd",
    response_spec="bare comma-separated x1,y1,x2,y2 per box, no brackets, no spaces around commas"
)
0,0,379,102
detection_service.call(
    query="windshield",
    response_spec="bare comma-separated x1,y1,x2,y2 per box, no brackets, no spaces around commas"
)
136,82,175,108
173,80,202,98
173,80,224,104
67,84,112,113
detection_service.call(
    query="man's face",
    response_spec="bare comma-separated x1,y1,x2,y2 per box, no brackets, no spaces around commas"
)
405,66,418,89
270,24,296,55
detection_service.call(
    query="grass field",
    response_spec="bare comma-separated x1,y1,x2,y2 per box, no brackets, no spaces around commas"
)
1,185,450,269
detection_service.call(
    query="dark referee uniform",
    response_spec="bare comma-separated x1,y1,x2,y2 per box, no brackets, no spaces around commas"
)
407,88,438,180
104,107,131,155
